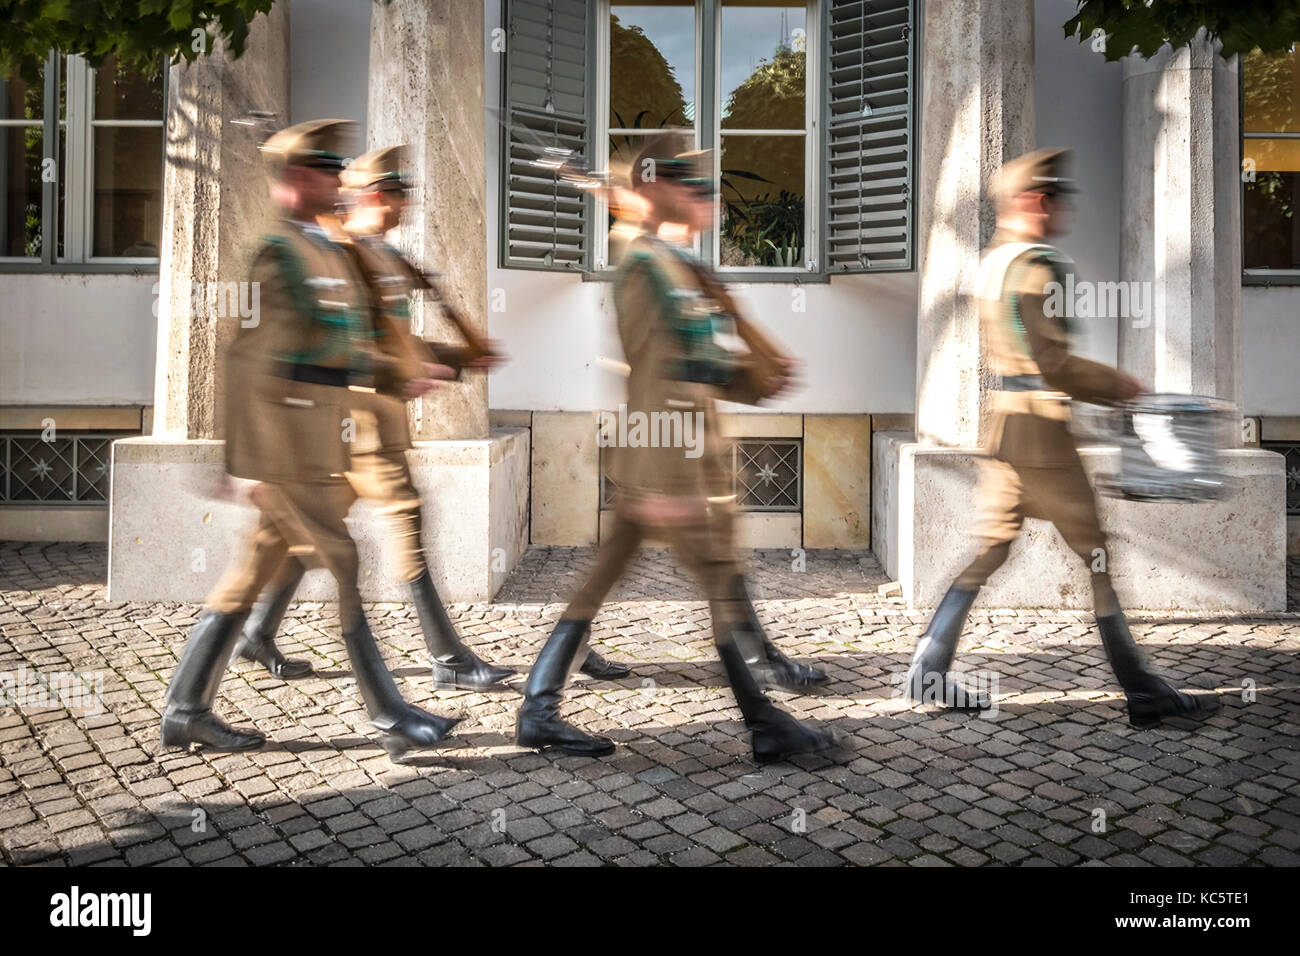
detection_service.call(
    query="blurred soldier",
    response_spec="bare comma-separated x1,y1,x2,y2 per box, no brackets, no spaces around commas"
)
516,132,834,762
905,148,1221,728
234,145,512,690
160,120,459,757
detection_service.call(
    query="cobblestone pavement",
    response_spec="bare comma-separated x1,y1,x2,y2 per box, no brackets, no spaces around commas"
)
1,541,1298,868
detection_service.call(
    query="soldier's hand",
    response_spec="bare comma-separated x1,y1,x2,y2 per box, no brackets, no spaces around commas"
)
423,362,457,381
466,340,507,371
769,357,801,397
1116,372,1145,401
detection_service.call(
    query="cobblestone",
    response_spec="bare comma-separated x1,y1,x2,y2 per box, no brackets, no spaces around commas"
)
0,542,1297,867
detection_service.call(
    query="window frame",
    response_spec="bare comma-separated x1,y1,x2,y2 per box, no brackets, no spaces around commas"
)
1241,44,1300,286
591,0,823,282
0,51,165,274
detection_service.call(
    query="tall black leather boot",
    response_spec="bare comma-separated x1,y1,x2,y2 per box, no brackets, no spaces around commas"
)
716,630,835,764
904,586,989,711
732,576,827,690
409,570,513,690
1097,612,1221,729
161,611,266,752
342,613,460,759
516,619,615,756
235,559,313,679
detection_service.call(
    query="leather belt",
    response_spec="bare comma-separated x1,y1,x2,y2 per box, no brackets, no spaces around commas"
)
999,374,1048,392
276,362,352,388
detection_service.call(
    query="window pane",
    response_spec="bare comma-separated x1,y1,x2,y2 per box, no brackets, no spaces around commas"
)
94,55,163,120
720,1,806,130
92,125,162,257
0,125,42,257
720,133,804,267
610,2,695,131
1,64,44,121
1244,169,1300,270
1244,47,1299,134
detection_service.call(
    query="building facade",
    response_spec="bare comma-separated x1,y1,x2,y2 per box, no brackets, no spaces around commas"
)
0,0,1294,609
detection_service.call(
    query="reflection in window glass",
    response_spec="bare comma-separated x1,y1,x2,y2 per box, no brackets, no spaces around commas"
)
92,59,163,258
609,2,695,162
720,1,805,129
92,125,162,257
719,1,806,268
1,67,44,258
95,56,163,120
720,135,803,267
1244,48,1300,270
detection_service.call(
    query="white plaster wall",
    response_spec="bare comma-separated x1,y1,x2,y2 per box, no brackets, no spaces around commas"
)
0,273,156,405
290,0,372,135
1243,286,1300,416
1034,0,1123,368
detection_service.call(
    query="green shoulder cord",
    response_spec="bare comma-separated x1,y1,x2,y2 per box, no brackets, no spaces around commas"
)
1004,250,1070,357
263,234,364,368
617,247,730,385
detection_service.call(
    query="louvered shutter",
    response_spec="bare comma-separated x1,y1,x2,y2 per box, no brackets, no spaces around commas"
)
824,0,916,273
500,0,591,270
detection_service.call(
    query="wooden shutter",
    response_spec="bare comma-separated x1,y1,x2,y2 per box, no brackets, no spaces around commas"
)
824,0,916,272
500,0,591,270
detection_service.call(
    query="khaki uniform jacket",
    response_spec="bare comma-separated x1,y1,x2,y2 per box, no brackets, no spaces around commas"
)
224,220,371,484
342,236,473,453
608,234,765,505
981,230,1127,468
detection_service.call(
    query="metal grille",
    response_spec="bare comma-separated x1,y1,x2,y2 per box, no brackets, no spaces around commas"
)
601,438,803,513
1263,441,1300,515
1,432,128,504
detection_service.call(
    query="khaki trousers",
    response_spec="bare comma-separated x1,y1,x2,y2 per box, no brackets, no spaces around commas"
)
205,480,364,624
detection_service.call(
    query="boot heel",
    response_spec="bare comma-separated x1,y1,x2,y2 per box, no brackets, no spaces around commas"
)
159,715,193,750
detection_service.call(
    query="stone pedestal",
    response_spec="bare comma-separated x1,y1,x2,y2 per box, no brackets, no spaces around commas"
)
108,430,529,603
873,432,1286,611
1120,40,1241,407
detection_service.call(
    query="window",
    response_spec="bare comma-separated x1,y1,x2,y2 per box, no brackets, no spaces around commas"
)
1242,45,1300,277
500,0,916,278
0,52,164,267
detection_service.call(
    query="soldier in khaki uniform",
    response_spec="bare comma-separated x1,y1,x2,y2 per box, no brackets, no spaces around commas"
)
233,146,512,690
905,148,1220,728
515,133,834,762
160,120,459,757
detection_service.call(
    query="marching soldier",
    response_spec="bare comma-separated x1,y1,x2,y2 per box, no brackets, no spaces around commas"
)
160,120,459,757
515,132,834,762
904,148,1221,728
233,145,512,690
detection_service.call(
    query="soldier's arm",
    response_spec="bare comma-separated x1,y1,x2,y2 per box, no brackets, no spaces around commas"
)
1018,261,1129,404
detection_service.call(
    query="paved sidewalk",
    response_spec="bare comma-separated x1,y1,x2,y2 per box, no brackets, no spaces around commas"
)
1,541,1297,867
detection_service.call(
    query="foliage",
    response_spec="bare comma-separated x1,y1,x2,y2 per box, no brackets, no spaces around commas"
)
1065,0,1300,62
608,13,690,172
0,0,278,82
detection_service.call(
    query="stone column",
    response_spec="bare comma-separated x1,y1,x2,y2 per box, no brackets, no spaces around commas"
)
915,0,1036,447
151,5,291,439
1120,40,1241,408
366,0,489,440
